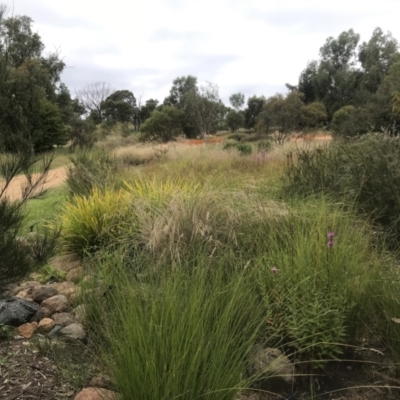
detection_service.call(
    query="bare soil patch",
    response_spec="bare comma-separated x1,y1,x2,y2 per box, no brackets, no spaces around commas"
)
1,166,67,202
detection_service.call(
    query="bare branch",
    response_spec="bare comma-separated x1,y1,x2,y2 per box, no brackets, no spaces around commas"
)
75,81,113,118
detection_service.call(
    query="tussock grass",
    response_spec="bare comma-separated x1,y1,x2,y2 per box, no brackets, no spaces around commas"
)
86,255,264,400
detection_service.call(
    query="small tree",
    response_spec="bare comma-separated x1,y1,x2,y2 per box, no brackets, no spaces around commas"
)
69,117,98,150
257,91,304,144
140,106,183,142
244,96,266,128
76,82,113,120
331,105,356,135
229,92,245,110
226,110,245,132
101,90,137,125
184,82,224,138
300,102,327,128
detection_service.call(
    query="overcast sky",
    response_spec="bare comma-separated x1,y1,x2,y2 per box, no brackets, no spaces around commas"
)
9,0,400,105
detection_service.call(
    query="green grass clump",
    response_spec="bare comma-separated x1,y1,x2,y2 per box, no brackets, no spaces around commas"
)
60,187,129,255
254,198,392,369
87,255,264,400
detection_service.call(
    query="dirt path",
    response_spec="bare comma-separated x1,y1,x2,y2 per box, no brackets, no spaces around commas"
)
1,166,68,201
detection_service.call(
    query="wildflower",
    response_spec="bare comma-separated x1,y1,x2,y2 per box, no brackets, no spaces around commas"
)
271,266,279,274
327,231,335,249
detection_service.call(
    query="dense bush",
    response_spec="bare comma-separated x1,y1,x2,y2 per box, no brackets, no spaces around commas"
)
139,106,184,142
69,118,98,150
226,110,245,132
330,105,355,135
66,148,120,197
223,141,252,155
283,133,400,244
300,101,327,128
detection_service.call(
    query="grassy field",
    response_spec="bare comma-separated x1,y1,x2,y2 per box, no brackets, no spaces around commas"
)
14,132,400,399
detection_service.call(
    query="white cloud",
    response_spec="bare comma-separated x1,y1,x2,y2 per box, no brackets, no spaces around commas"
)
7,0,400,104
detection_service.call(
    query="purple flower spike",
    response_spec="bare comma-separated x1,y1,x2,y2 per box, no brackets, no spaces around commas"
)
327,231,335,239
271,266,279,274
327,240,334,248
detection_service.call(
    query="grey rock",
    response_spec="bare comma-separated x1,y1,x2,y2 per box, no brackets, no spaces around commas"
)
248,346,295,389
73,304,87,324
32,286,58,303
52,312,75,326
47,324,63,339
0,297,40,327
60,323,86,340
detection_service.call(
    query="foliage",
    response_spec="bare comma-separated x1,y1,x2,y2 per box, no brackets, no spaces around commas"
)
300,101,327,128
56,83,85,125
164,75,198,108
283,133,400,246
101,90,137,125
256,200,384,370
139,98,159,124
0,9,72,153
0,14,44,68
244,95,265,128
229,92,245,110
140,106,183,142
66,148,119,197
330,105,356,135
226,110,245,132
32,100,69,152
69,117,98,150
257,91,304,144
227,132,248,141
358,27,399,94
184,82,225,137
60,187,129,256
293,27,400,127
223,141,252,155
376,60,400,131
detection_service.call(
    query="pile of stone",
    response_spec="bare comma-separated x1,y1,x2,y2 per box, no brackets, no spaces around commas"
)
0,286,86,340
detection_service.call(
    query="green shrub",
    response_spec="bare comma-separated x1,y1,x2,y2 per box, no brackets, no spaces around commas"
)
66,148,119,197
69,118,99,150
223,141,252,155
139,106,184,143
236,143,252,155
283,133,400,245
226,110,245,132
330,105,355,135
227,132,248,141
255,199,393,370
